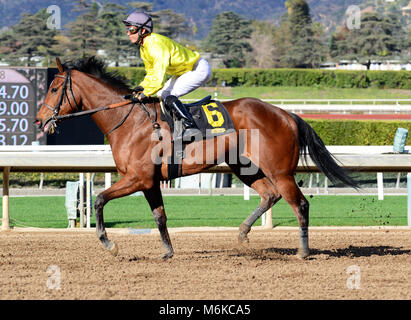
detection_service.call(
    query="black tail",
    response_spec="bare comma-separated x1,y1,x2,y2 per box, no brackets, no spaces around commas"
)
289,113,359,189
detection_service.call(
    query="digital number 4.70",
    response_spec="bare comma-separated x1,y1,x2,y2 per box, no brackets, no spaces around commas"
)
0,85,29,99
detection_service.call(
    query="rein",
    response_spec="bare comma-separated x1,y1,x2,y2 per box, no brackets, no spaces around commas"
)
43,71,162,138
54,100,132,121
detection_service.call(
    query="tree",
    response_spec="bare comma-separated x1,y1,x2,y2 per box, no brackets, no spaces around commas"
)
96,2,130,66
246,21,277,68
202,11,251,68
281,0,326,68
0,9,61,66
330,11,406,63
156,9,189,40
63,1,104,59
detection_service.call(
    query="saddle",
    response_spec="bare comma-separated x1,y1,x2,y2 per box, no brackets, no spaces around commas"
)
160,95,235,143
160,95,235,180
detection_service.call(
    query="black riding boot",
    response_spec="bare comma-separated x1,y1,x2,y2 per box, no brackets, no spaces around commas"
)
165,95,200,142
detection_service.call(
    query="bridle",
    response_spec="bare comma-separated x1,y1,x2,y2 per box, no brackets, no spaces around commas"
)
41,68,162,138
41,69,81,132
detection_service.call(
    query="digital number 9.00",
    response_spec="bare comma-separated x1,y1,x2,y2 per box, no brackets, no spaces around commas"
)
0,101,29,115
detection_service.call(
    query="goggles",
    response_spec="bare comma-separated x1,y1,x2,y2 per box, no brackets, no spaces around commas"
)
126,25,139,34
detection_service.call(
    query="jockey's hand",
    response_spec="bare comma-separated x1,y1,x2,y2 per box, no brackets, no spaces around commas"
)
132,86,144,94
131,92,148,102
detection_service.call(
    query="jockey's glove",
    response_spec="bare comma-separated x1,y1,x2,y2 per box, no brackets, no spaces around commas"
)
123,86,145,100
131,92,148,102
132,86,144,94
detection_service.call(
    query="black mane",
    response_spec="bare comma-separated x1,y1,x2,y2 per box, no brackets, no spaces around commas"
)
63,56,131,92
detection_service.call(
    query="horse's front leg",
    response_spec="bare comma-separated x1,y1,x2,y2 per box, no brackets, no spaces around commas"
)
95,173,148,256
143,184,174,260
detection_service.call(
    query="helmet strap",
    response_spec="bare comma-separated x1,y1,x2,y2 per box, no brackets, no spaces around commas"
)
136,28,149,46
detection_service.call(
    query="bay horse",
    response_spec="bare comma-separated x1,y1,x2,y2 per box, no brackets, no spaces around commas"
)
35,57,358,259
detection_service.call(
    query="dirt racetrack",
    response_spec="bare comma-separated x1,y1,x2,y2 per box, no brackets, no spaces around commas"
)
0,227,410,300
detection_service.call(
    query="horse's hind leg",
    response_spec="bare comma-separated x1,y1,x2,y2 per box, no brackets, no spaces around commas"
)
143,184,174,259
229,164,281,242
273,174,310,259
239,178,281,242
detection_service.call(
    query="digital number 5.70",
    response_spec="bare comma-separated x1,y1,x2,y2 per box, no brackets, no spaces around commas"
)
0,118,29,132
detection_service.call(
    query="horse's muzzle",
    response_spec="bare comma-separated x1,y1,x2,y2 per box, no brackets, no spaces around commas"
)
35,117,57,135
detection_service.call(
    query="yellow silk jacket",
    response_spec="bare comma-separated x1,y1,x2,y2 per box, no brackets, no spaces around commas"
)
138,33,200,97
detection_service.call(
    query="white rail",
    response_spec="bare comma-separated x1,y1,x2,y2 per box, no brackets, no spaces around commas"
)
182,98,411,113
1,145,410,230
0,145,410,172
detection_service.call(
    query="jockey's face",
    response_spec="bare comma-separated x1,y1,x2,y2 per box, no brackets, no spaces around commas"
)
126,27,148,44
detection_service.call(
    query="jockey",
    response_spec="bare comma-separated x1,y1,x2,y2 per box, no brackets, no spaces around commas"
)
123,11,212,141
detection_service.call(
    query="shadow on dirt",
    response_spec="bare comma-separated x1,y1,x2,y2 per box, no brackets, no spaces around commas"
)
246,245,411,259
310,245,411,258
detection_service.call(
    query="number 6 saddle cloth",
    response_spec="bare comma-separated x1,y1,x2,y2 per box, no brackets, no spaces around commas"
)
160,95,235,143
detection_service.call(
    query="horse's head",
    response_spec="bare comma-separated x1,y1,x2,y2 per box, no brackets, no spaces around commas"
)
35,58,82,134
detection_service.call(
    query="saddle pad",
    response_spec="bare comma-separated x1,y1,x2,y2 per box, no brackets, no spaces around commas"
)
161,99,235,140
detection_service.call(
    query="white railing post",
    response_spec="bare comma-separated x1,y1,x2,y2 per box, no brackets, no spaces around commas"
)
408,173,411,227
263,208,273,229
86,173,91,229
105,172,111,190
377,172,384,200
79,173,84,228
244,184,250,200
2,167,10,230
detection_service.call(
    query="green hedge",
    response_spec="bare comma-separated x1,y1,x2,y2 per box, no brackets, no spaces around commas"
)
111,67,411,89
209,69,411,89
306,120,411,145
110,66,146,86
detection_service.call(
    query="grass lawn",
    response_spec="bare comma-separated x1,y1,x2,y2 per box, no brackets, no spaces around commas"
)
182,86,411,101
0,195,407,229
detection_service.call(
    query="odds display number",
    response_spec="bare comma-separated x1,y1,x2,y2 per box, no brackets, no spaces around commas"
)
0,69,37,145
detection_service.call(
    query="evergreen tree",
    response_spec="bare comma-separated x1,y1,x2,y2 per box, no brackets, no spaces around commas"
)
330,11,406,63
202,11,251,68
64,0,104,59
0,9,60,66
156,9,189,40
282,0,326,68
97,2,130,66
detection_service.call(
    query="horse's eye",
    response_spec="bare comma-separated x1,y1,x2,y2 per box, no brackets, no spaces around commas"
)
51,88,58,93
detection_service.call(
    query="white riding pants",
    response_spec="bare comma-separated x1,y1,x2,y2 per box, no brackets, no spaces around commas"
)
157,58,211,100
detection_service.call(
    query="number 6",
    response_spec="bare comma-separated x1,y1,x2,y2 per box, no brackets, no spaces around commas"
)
202,103,225,128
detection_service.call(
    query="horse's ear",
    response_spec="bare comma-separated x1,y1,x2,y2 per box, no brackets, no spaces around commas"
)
56,58,64,73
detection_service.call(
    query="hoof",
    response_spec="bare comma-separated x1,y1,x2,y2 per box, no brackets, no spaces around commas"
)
297,250,310,260
238,232,249,243
108,241,119,256
238,224,251,243
162,251,174,260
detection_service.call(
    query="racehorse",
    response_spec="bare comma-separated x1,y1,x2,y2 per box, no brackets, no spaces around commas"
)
35,57,358,259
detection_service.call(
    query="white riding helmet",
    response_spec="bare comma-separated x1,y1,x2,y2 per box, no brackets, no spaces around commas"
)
123,11,153,33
